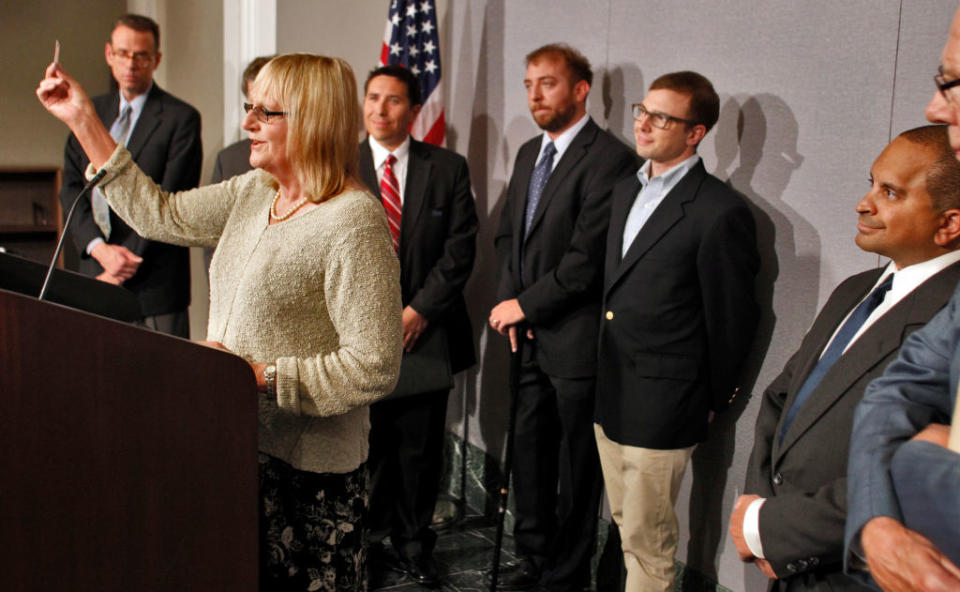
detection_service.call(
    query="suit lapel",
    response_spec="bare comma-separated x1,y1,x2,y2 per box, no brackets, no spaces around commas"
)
125,85,162,161
358,140,380,198
776,262,960,459
605,177,641,290
512,139,539,244
605,161,706,295
402,141,431,263
523,121,598,246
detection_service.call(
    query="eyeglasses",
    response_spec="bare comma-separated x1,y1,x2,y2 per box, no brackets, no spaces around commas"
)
934,66,960,104
109,48,155,65
243,103,288,123
631,103,696,129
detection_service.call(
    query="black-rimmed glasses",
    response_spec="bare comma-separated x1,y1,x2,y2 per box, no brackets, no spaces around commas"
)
631,103,696,129
243,103,288,123
935,66,960,104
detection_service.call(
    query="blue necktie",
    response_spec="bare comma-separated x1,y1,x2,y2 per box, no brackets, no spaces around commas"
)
779,274,894,444
523,142,556,238
92,105,133,238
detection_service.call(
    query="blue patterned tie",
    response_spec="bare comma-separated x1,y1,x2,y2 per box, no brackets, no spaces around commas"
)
523,142,556,238
779,274,894,444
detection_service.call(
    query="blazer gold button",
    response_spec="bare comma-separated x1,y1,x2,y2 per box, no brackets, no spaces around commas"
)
605,311,614,320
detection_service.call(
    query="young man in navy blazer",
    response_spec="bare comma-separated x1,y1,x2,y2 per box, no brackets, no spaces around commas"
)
595,71,760,592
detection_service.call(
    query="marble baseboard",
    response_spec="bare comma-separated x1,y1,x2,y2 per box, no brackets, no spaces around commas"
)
435,432,733,592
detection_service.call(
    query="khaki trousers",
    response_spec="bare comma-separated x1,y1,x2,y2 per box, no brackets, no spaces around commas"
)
594,423,695,592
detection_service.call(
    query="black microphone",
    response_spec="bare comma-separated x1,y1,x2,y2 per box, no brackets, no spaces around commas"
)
39,169,108,301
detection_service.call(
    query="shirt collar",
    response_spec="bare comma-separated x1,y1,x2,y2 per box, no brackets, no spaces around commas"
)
119,82,151,119
369,134,411,169
637,153,701,188
883,249,960,295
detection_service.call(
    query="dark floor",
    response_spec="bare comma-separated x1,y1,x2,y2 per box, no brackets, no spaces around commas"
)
370,511,518,591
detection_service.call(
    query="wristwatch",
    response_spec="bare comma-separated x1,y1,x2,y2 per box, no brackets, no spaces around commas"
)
264,364,277,396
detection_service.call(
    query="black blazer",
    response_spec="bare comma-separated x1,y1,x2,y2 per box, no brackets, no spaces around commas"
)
494,118,637,378
596,160,760,449
59,84,202,317
359,138,477,374
744,261,960,590
210,139,252,183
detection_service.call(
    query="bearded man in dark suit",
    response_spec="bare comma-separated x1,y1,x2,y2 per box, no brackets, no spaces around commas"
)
489,43,637,592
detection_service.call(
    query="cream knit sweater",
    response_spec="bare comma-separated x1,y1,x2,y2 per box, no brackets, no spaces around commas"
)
95,145,402,474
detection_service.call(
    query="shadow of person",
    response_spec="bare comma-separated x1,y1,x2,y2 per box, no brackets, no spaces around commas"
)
684,94,814,592
601,63,645,148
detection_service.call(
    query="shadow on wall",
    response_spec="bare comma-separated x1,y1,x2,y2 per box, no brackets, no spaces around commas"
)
684,94,818,591
602,63,645,147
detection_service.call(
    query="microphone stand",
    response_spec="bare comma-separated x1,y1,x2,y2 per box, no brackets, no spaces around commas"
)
39,169,107,301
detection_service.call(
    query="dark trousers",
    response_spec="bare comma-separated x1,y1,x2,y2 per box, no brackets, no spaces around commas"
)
367,389,449,560
512,344,603,591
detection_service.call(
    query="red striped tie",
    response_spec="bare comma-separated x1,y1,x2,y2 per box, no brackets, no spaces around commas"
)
380,154,402,252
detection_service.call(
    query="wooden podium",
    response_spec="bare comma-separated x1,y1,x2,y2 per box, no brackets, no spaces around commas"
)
0,288,259,591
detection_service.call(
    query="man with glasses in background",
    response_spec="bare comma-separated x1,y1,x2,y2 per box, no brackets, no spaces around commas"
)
594,71,759,592
842,6,960,591
59,13,201,337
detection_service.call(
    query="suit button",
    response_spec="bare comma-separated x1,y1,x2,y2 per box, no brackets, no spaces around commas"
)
786,562,797,573
809,557,819,566
797,559,809,570
605,311,614,320
772,472,783,486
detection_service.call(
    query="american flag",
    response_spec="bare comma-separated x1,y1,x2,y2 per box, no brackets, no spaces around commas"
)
379,0,445,146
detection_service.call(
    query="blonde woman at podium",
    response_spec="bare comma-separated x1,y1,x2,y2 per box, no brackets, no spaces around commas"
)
38,54,402,591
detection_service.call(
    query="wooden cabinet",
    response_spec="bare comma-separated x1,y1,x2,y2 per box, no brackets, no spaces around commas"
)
0,168,63,265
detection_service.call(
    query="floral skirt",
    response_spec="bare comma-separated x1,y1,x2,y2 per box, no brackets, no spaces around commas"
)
259,454,368,591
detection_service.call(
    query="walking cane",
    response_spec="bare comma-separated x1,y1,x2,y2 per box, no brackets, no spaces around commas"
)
489,331,523,592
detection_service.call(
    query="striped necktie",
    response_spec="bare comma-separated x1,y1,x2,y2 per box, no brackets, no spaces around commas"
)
380,154,401,252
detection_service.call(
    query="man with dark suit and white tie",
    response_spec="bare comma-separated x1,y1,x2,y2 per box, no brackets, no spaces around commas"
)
58,13,201,337
359,64,477,588
594,71,760,592
488,44,636,592
730,125,960,592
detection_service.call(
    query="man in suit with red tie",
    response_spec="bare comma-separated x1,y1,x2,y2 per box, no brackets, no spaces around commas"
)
359,64,477,588
489,44,636,592
731,125,960,591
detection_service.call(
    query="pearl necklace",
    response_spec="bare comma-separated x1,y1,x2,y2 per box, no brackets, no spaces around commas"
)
270,191,309,221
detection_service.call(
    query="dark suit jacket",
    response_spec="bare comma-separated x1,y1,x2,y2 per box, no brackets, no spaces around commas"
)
494,118,637,378
359,138,477,374
210,139,252,183
59,84,202,317
596,160,759,449
745,261,960,590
